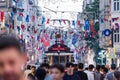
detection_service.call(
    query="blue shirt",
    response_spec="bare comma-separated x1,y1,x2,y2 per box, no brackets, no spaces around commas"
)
45,75,52,80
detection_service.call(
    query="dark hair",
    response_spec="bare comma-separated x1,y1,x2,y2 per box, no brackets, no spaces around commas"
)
85,67,88,70
66,62,74,68
35,68,46,80
101,65,105,69
103,68,108,73
40,63,50,69
74,64,78,67
111,64,116,70
51,64,65,73
114,71,120,80
89,64,94,70
96,65,101,72
78,63,84,69
27,65,31,70
0,33,24,53
31,66,36,69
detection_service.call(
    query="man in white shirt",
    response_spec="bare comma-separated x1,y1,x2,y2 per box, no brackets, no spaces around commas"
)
24,65,31,79
84,64,94,80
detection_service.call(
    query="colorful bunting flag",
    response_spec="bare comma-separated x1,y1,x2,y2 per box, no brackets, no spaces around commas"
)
21,24,25,30
104,18,108,22
85,20,90,31
32,16,35,22
17,26,21,32
46,19,50,24
1,11,4,22
90,20,94,32
59,20,61,25
63,20,66,24
26,15,29,22
77,20,80,26
101,19,104,23
72,21,75,27
41,17,45,24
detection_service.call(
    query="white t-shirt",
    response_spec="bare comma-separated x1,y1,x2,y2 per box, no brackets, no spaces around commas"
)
84,70,94,80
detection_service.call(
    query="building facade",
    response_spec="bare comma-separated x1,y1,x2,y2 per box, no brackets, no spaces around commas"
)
111,0,120,65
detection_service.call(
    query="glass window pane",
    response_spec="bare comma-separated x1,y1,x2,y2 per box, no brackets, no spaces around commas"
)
117,2,119,10
114,2,116,11
115,34,117,42
118,34,119,42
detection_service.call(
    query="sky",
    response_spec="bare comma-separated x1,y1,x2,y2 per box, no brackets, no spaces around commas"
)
38,0,83,20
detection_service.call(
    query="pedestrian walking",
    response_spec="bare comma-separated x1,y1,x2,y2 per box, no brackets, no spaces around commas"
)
40,63,52,80
114,71,120,80
28,66,36,80
95,65,101,80
63,62,80,80
50,64,65,80
84,64,94,80
0,34,27,80
106,64,116,80
35,68,46,80
75,63,88,80
24,65,31,79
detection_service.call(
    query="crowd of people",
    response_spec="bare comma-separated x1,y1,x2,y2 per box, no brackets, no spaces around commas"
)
0,32,120,80
25,63,120,80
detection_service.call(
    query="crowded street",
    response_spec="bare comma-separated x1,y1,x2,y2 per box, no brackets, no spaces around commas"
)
0,0,120,80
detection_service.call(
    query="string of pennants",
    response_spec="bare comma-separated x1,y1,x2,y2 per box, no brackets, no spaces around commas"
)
41,17,81,27
100,17,119,23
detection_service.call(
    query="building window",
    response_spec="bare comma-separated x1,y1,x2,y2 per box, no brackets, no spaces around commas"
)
114,28,120,43
113,0,120,11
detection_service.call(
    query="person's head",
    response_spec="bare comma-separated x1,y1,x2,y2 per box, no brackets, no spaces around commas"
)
88,64,94,71
31,66,36,74
35,68,46,80
40,63,50,73
111,64,116,70
100,65,105,72
96,65,101,72
74,64,78,68
103,67,108,74
105,64,110,70
78,63,84,70
114,71,120,80
0,34,27,80
27,65,31,70
50,64,64,80
66,62,74,74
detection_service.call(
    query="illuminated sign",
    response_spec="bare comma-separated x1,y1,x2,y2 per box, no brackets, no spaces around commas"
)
52,45,66,51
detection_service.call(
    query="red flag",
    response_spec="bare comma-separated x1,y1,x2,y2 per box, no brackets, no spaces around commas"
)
21,24,25,30
40,36,45,43
34,28,37,34
44,40,50,47
90,20,94,32
114,17,119,21
32,16,35,22
19,13,24,17
69,31,74,34
1,11,4,22
9,24,12,29
46,19,50,24
104,18,108,22
63,20,66,24
77,20,80,26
